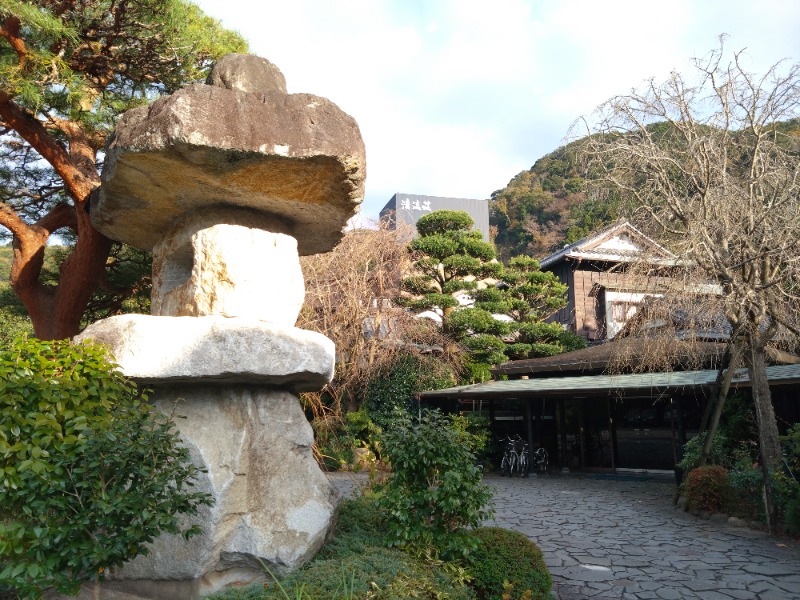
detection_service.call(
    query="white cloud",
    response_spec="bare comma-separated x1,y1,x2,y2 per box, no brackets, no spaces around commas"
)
193,0,800,219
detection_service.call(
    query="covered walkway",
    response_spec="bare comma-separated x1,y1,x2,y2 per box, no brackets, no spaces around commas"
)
419,364,800,473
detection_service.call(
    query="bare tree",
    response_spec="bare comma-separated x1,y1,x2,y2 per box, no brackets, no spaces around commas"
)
298,223,459,424
578,41,800,533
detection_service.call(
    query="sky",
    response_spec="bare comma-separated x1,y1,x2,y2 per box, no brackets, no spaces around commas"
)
193,0,800,225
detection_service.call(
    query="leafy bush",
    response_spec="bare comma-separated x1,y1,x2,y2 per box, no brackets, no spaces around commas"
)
0,337,211,597
378,410,494,559
685,466,729,513
363,354,455,430
467,527,551,600
254,547,474,600
726,449,765,521
775,423,800,535
677,432,730,473
450,413,492,458
416,210,475,237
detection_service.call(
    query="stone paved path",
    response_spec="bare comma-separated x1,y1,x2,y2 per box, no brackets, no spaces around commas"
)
329,472,800,600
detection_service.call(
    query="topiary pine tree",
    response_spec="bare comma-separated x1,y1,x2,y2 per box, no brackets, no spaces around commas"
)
474,255,584,361
400,211,583,383
401,210,502,316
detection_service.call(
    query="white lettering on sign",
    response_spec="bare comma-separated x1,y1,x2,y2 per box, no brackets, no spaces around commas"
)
399,198,433,213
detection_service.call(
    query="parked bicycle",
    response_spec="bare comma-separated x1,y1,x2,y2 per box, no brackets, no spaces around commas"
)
500,435,529,477
532,446,548,475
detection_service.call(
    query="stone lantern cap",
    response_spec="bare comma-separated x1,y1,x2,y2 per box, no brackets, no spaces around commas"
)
91,54,366,256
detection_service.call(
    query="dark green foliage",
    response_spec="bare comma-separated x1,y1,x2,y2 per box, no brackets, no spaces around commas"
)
377,410,494,559
254,547,475,600
363,354,456,430
775,424,800,535
462,334,507,366
416,210,475,237
449,413,492,465
447,308,512,338
515,322,584,357
685,466,729,513
467,527,552,600
315,409,382,471
317,496,389,559
677,432,731,473
402,210,579,383
0,337,212,597
563,196,621,245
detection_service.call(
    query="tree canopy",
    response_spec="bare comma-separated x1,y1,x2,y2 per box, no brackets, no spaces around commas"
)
0,0,247,339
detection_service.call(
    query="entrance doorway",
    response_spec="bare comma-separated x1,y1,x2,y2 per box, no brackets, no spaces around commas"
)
562,397,613,470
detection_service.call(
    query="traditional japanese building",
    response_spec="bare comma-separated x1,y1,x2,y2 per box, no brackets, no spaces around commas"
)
540,221,677,341
419,221,800,474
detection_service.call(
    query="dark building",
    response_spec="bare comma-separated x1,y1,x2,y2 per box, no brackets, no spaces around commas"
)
380,193,490,241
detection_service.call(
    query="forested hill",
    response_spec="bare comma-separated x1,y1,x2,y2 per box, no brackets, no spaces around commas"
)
489,137,619,262
490,119,800,262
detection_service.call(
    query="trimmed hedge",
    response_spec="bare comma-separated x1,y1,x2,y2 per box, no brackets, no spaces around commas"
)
685,465,729,513
467,527,552,600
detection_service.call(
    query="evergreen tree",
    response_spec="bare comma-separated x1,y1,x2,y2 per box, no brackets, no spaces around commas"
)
401,210,583,382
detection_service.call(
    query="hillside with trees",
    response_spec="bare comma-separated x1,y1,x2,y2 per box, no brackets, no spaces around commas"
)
489,138,620,261
490,116,800,263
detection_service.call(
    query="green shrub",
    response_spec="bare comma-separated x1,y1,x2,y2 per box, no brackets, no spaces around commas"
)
314,410,382,472
685,466,729,513
727,450,764,521
677,432,730,473
253,547,474,600
775,423,800,535
0,337,211,598
209,496,475,600
467,527,551,600
377,410,494,559
450,413,492,460
364,354,455,430
315,496,389,560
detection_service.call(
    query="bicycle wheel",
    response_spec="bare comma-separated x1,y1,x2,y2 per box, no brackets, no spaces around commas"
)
519,452,529,477
509,453,518,477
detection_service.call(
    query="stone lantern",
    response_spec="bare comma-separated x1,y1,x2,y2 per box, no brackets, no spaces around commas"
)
75,54,365,598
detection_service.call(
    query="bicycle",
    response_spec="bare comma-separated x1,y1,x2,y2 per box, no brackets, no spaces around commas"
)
532,447,548,475
500,435,529,477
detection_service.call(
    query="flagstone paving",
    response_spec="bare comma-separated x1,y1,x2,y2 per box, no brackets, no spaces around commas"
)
328,472,800,599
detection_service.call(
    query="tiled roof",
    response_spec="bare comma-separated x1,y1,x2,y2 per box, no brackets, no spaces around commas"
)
490,338,727,376
538,221,676,269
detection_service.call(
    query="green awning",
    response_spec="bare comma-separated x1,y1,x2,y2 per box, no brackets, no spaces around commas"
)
418,364,800,401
